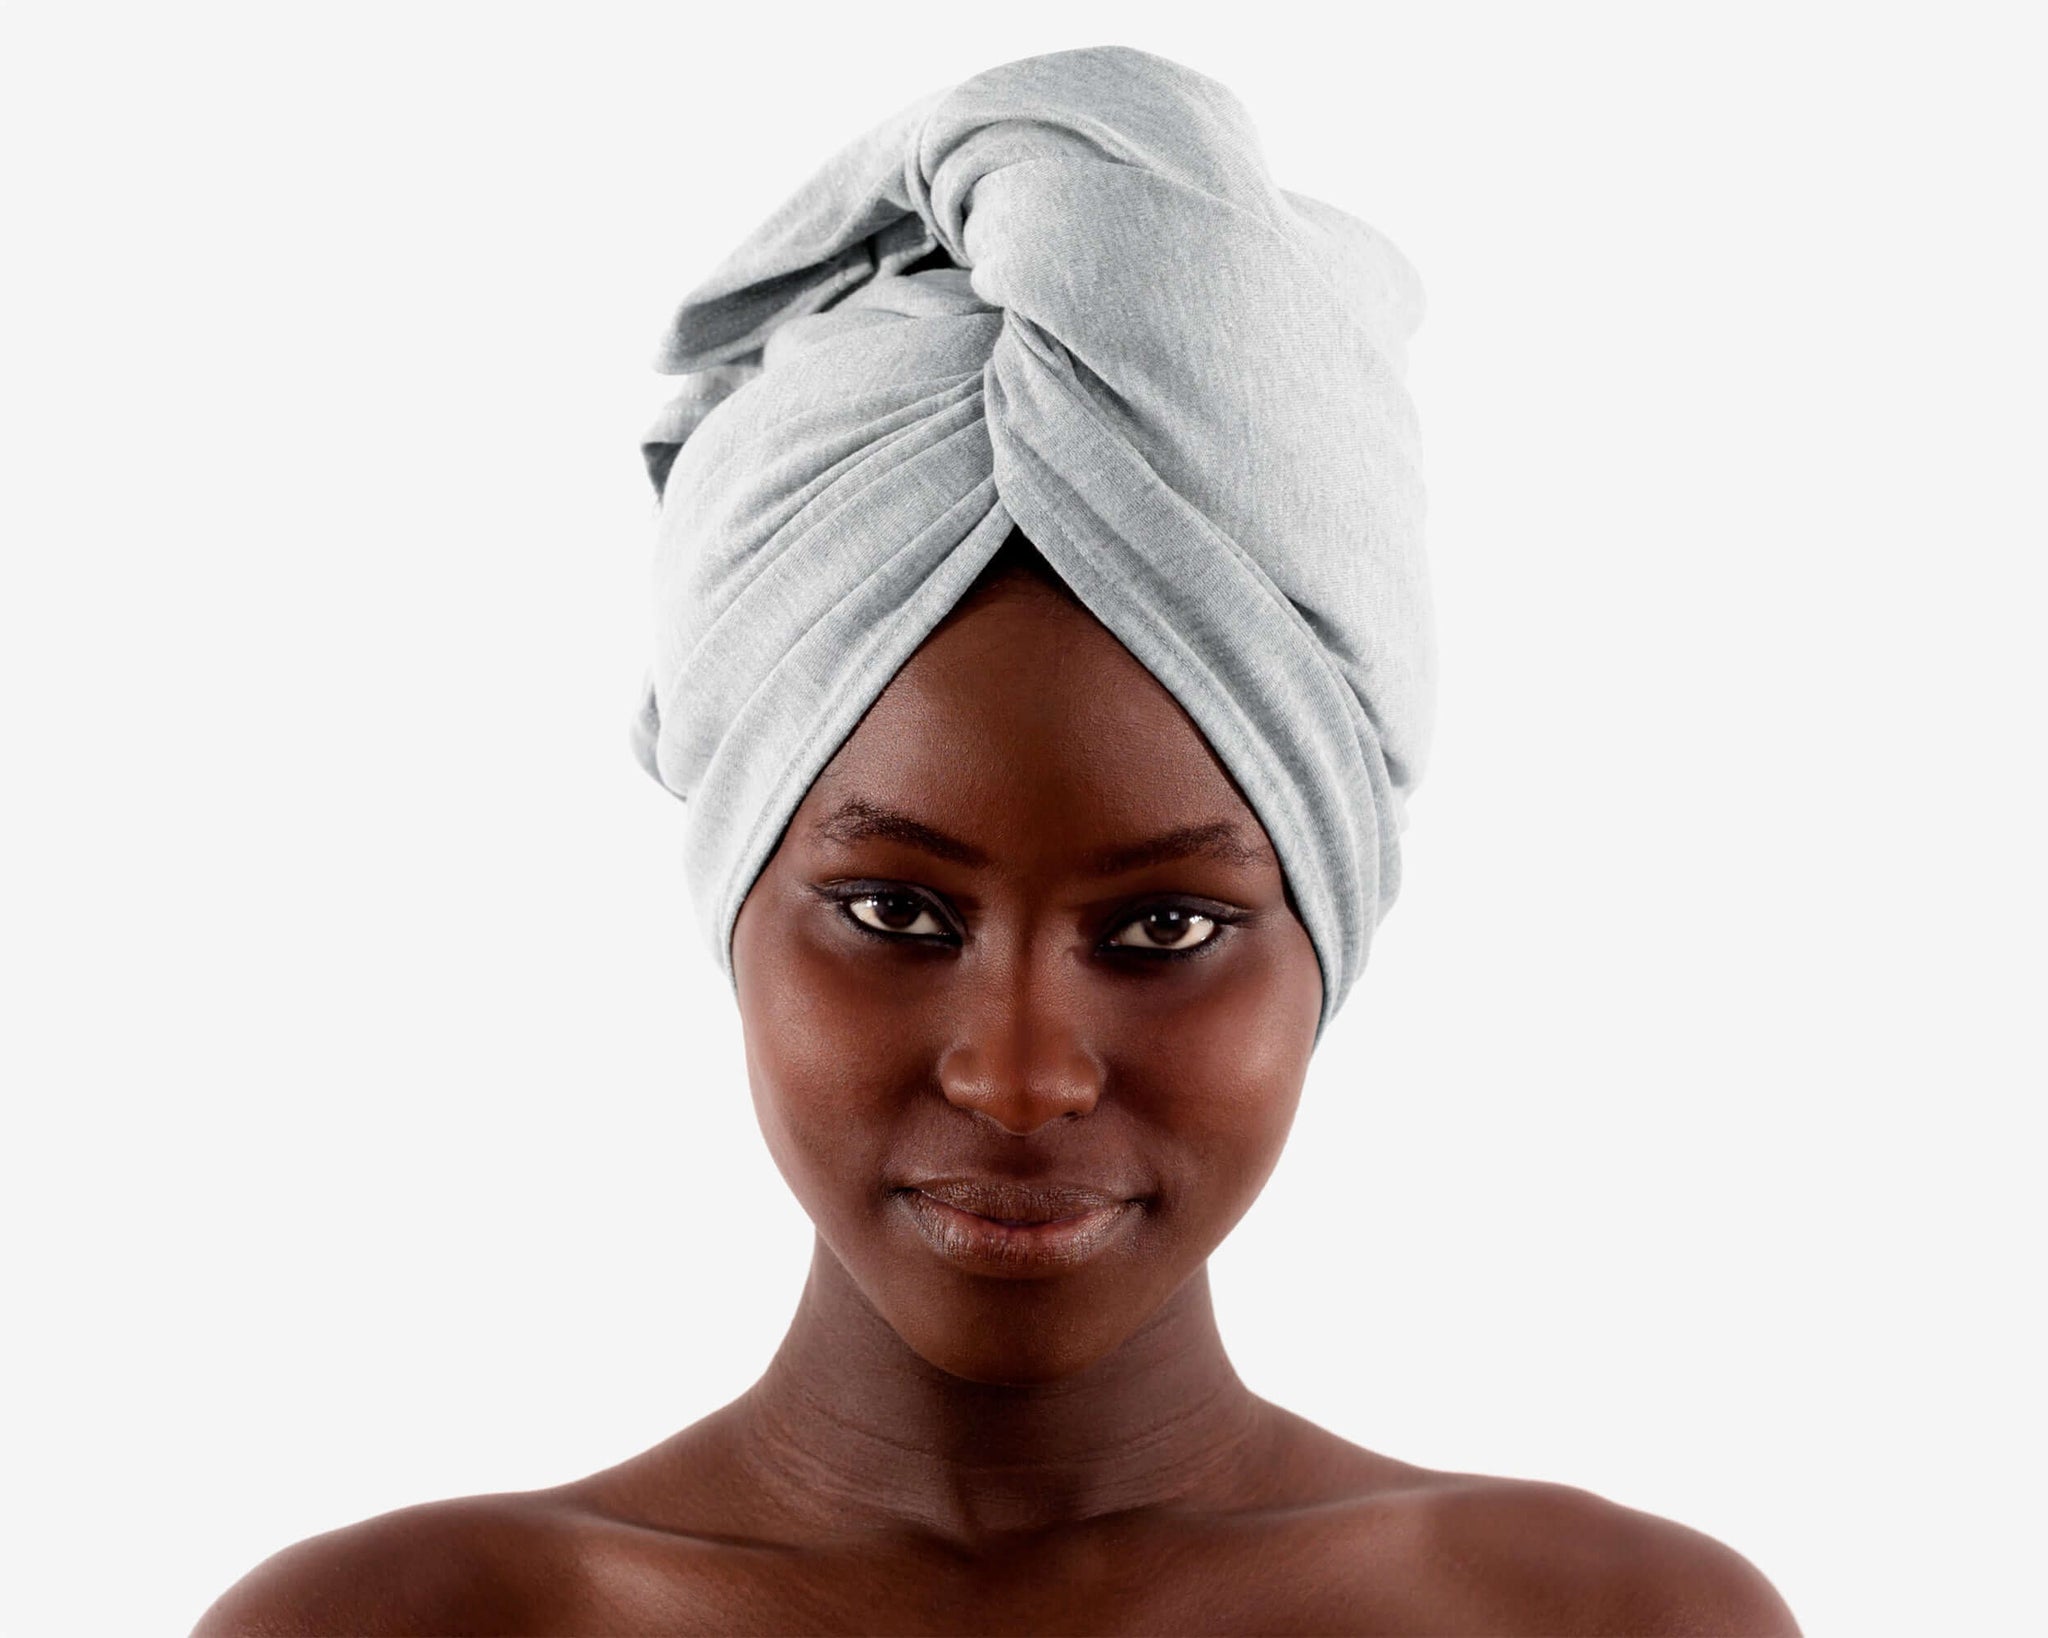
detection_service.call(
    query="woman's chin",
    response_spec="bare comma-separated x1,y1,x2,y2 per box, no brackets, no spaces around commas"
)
897,1323,1129,1386
864,1271,1161,1385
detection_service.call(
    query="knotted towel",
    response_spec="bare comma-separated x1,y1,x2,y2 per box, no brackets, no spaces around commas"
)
632,44,1433,1041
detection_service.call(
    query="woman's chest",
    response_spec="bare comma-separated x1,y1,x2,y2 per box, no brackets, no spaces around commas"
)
563,1504,1466,1636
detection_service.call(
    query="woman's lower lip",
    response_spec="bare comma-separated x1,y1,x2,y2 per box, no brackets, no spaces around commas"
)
899,1190,1140,1278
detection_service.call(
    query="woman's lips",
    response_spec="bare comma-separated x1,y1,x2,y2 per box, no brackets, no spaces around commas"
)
898,1188,1141,1278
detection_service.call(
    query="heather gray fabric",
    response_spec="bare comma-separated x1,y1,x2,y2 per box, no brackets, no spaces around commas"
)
632,44,1432,1041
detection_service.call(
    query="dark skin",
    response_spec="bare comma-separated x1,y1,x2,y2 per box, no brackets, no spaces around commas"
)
195,544,1801,1636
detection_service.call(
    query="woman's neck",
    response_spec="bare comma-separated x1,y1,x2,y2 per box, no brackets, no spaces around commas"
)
726,1235,1277,1547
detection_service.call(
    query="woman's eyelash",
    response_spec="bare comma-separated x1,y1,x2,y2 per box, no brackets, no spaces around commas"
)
819,885,1245,961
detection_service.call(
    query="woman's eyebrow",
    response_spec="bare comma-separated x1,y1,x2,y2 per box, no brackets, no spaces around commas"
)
812,799,1272,875
1085,821,1275,877
813,799,988,866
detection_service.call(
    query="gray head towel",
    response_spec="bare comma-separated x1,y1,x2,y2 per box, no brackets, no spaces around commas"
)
633,44,1433,1042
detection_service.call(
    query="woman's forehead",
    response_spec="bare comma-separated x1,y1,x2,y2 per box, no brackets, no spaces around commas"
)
796,581,1274,868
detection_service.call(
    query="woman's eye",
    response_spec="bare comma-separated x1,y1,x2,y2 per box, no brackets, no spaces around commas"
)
1107,906,1219,954
843,892,949,938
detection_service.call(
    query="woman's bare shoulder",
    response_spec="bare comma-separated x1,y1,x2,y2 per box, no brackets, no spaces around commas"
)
1254,1412,1797,1635
189,1406,761,1637
188,1489,600,1638
1358,1466,1802,1637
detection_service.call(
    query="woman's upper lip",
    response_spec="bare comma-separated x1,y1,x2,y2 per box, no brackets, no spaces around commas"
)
905,1176,1135,1224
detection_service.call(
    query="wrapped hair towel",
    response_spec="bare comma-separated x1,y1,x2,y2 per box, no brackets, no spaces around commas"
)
633,44,1433,1041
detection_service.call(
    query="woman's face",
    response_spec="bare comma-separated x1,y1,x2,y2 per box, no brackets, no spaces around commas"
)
731,565,1323,1384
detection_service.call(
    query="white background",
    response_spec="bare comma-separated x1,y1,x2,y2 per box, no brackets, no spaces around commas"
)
3,5,2041,1634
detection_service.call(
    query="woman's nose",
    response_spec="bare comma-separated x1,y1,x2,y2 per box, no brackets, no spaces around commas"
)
933,962,1105,1135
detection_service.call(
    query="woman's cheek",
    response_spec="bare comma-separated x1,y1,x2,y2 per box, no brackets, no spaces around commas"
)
1137,953,1315,1219
742,952,909,1203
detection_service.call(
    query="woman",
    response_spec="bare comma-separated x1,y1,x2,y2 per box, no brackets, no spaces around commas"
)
197,45,1801,1636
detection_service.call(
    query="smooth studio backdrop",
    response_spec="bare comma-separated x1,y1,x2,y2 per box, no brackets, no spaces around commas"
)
3,5,2041,1634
